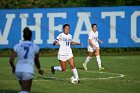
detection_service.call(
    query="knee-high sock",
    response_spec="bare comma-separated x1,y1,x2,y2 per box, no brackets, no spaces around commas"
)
96,55,101,68
85,56,92,64
54,66,62,71
72,68,79,79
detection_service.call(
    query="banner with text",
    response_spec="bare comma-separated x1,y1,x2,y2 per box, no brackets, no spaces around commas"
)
0,6,140,48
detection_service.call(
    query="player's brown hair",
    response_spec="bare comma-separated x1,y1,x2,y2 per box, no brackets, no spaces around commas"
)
63,24,70,29
23,27,32,41
91,24,97,28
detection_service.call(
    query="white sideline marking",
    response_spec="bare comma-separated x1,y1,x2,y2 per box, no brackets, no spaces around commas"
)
116,57,126,59
82,70,125,80
33,71,125,81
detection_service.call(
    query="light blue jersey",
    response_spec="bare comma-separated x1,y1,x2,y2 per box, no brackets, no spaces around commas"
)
14,41,39,74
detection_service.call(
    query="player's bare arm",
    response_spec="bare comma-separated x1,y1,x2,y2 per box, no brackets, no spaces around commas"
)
71,41,83,46
88,39,98,50
53,40,59,46
9,50,17,74
98,39,103,44
34,53,44,75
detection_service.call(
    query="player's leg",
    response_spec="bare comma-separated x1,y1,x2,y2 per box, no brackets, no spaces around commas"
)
68,57,79,80
52,65,62,71
18,72,33,93
18,81,30,93
51,60,67,74
21,79,32,93
51,54,67,74
85,52,93,64
60,60,67,71
18,80,24,93
15,72,26,93
95,49,104,70
19,80,22,87
83,52,93,70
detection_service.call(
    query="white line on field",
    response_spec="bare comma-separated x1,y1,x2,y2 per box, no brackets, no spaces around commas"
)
33,71,125,81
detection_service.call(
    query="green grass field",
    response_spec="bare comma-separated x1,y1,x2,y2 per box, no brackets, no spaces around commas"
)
0,55,140,93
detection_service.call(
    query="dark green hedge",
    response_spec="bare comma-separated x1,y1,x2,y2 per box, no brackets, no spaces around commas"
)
0,0,140,9
1,48,140,57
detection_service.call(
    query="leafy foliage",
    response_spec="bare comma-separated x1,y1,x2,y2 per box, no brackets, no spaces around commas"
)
0,0,140,9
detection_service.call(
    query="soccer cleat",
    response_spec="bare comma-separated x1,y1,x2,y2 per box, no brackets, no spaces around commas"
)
99,67,104,71
77,79,80,83
76,78,80,83
83,63,87,70
51,66,55,74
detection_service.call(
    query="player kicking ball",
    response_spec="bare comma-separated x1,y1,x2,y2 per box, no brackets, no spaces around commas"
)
83,24,104,71
51,24,82,84
9,27,44,93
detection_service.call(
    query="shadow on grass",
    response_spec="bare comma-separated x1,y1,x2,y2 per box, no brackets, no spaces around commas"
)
0,89,39,93
76,67,85,70
33,76,68,82
35,76,67,81
0,89,17,93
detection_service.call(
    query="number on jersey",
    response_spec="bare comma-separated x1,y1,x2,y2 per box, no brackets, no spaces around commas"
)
24,47,29,59
66,41,70,46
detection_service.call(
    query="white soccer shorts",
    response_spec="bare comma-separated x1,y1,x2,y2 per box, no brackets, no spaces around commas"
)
87,45,99,52
58,53,73,61
15,72,33,80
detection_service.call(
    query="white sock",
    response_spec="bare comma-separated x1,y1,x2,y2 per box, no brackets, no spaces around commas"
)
72,68,79,79
24,91,29,93
96,55,101,68
85,56,92,64
54,66,62,71
19,91,29,93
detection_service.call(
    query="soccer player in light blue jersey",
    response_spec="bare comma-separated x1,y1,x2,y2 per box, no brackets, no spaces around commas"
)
9,27,44,93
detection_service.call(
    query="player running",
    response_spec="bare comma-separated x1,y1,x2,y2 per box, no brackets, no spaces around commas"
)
9,27,44,93
83,24,104,71
51,24,82,82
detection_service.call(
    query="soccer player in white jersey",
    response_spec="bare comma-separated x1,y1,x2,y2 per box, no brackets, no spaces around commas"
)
9,27,44,93
51,24,82,82
83,24,104,71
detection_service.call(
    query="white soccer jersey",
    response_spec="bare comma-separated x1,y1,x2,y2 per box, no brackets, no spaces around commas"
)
88,31,99,47
14,41,39,74
56,33,72,55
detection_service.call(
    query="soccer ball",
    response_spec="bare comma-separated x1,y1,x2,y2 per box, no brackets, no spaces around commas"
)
70,76,78,84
